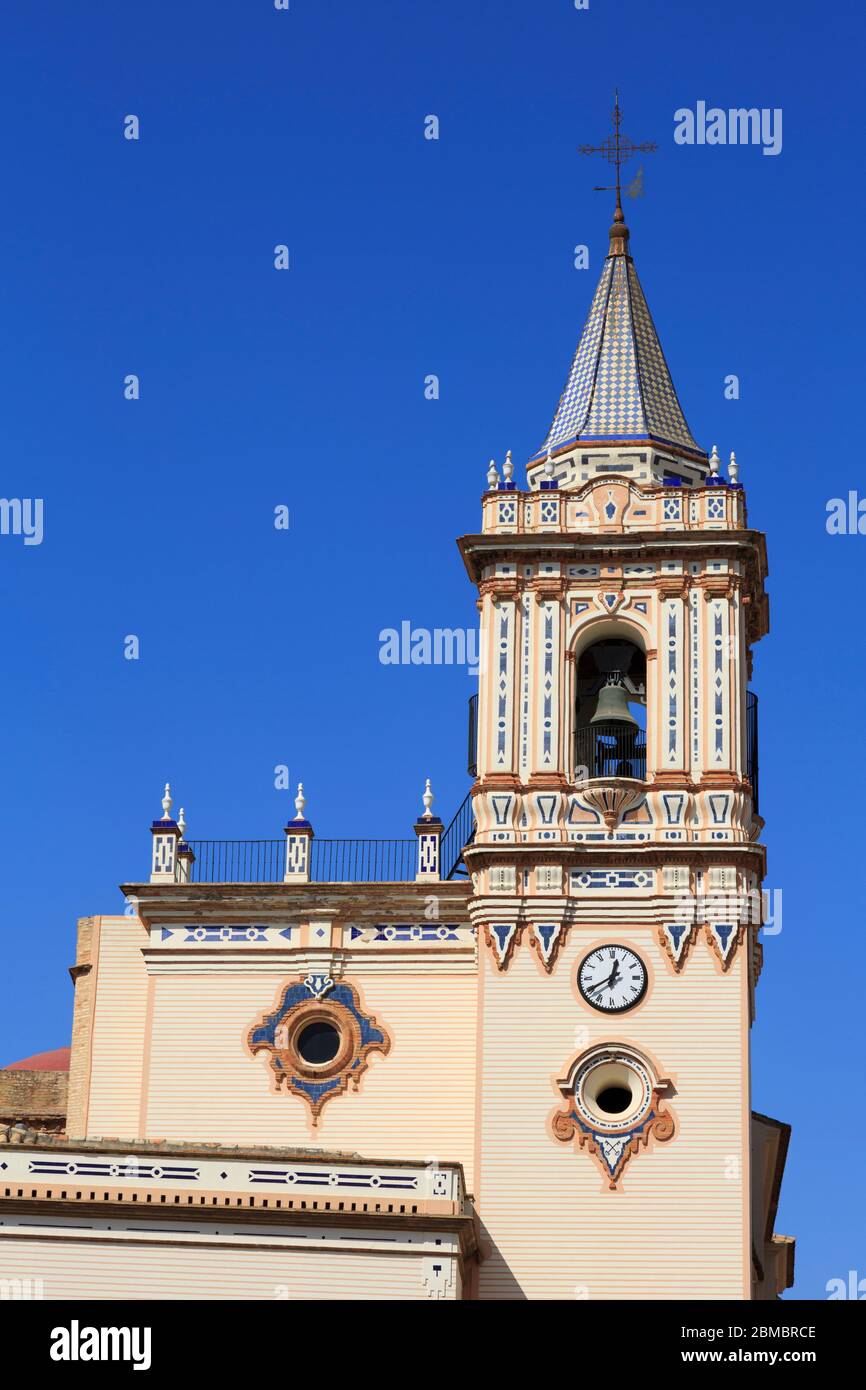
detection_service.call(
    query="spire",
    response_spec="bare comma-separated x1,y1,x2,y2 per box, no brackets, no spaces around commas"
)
531,220,704,465
579,92,654,266
533,98,705,467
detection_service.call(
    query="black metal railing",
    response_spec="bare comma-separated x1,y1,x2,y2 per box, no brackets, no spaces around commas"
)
442,789,476,879
573,696,759,805
574,722,648,782
310,838,415,883
187,839,285,883
746,689,759,813
187,836,415,884
468,693,478,777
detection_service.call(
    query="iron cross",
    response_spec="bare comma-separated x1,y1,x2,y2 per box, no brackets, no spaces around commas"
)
579,92,657,207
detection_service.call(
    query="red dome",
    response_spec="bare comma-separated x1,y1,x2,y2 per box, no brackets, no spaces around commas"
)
4,1047,70,1072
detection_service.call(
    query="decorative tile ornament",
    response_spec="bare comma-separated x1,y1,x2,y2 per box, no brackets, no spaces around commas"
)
551,1046,675,1189
349,923,462,942
529,922,565,972
570,867,652,891
303,973,334,1000
247,980,390,1124
484,922,520,970
706,921,744,970
157,924,295,944
29,1157,200,1182
659,921,697,971
422,1255,457,1300
247,1165,420,1192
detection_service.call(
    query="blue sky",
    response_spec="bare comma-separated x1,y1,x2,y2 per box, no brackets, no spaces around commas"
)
1,0,863,1299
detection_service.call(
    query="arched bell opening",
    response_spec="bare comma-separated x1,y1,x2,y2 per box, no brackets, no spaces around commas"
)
574,637,647,782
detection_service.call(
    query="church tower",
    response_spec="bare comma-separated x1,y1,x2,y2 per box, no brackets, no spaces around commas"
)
459,146,786,1298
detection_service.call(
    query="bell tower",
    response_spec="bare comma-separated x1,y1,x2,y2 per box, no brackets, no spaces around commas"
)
458,110,787,1299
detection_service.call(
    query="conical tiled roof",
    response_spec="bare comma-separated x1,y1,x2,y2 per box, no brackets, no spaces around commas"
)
532,223,704,463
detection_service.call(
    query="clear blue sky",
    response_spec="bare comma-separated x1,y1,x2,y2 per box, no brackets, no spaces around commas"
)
1,0,863,1300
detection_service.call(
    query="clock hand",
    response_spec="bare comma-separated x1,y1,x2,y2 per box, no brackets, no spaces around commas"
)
587,965,618,994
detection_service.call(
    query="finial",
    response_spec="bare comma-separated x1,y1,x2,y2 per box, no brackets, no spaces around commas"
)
486,459,499,490
544,449,555,479
729,450,739,483
422,778,434,819
294,782,306,821
709,444,720,475
161,782,172,821
503,449,514,485
578,92,656,256
177,808,186,837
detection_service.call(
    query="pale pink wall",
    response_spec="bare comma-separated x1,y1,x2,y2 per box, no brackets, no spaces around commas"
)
476,926,751,1300
80,916,150,1141
141,970,478,1188
0,1230,460,1299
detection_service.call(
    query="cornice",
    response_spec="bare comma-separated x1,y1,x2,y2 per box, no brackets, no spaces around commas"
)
458,530,768,583
123,880,473,929
463,842,766,868
0,1192,478,1257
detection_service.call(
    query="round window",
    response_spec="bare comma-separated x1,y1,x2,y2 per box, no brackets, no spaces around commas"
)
296,1020,342,1066
595,1084,633,1115
574,1050,654,1130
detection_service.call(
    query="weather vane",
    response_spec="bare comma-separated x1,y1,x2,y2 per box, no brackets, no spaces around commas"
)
579,91,657,213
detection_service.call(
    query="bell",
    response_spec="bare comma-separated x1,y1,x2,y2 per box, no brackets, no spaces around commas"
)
591,672,639,727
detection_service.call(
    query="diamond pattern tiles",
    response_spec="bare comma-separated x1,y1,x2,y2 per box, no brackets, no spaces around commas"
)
627,262,698,453
533,254,702,460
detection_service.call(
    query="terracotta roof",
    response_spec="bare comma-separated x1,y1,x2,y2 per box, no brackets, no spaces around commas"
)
4,1047,70,1072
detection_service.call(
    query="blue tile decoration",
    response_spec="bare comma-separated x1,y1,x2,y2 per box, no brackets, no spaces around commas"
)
660,922,694,970
158,925,293,945
303,973,334,999
371,924,460,942
487,921,519,968
247,979,390,1122
708,922,741,968
570,868,652,890
183,925,270,943
530,922,564,970
29,1158,200,1181
248,1166,418,1191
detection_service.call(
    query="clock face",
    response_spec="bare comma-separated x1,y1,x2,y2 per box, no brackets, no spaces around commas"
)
578,944,647,1013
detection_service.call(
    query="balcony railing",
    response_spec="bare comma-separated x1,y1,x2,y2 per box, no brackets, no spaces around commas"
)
468,693,478,777
746,689,759,813
187,839,285,883
575,722,648,782
574,693,759,808
442,789,475,878
187,837,416,884
311,838,416,883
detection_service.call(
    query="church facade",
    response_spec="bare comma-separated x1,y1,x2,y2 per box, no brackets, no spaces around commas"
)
0,197,794,1301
